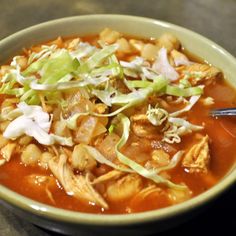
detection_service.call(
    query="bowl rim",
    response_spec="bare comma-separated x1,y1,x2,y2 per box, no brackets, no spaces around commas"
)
0,14,236,226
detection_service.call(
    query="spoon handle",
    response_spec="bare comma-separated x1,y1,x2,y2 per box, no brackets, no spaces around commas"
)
210,108,236,117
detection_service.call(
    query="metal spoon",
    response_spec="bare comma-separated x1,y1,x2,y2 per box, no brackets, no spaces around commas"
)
210,108,236,117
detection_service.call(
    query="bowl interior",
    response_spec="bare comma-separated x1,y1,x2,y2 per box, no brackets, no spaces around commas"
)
0,14,236,226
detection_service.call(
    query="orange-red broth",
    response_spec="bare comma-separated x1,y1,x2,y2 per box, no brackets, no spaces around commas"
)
0,35,236,214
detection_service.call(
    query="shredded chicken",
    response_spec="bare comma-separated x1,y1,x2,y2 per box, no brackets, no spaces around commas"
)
182,135,210,173
170,49,190,66
26,174,56,204
106,174,143,202
130,114,149,124
49,154,108,209
184,63,222,85
131,113,164,139
132,185,161,200
92,170,124,185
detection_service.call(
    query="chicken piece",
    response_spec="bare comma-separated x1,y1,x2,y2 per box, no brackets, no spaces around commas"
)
170,49,190,66
133,185,161,199
99,28,121,44
48,36,63,48
71,144,97,172
184,63,222,85
145,149,170,171
67,38,80,51
132,122,161,139
130,114,164,139
0,65,14,76
152,149,170,166
182,135,210,173
1,98,19,109
130,114,149,124
26,174,56,204
92,170,124,185
49,154,108,209
156,33,180,52
106,174,143,202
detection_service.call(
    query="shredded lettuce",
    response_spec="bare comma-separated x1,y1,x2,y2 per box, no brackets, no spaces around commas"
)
114,113,187,190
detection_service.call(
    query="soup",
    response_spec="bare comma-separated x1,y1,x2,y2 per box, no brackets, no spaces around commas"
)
0,28,235,214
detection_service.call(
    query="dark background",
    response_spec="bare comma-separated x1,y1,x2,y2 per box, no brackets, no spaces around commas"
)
0,0,236,235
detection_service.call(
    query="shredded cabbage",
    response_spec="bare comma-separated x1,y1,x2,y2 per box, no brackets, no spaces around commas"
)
152,150,184,173
3,102,73,146
27,45,57,64
75,44,119,74
69,42,96,61
115,113,187,190
152,47,179,81
146,105,169,126
166,85,203,97
78,144,133,173
170,95,201,117
163,117,203,143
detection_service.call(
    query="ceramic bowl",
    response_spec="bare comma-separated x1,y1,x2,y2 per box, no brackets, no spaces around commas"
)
0,15,236,236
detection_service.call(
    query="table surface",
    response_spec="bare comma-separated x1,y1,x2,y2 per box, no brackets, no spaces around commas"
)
0,0,236,235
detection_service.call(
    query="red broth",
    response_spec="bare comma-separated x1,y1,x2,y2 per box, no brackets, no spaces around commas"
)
0,33,235,214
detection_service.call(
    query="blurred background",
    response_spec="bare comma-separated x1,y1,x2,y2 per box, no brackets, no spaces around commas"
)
0,0,235,235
